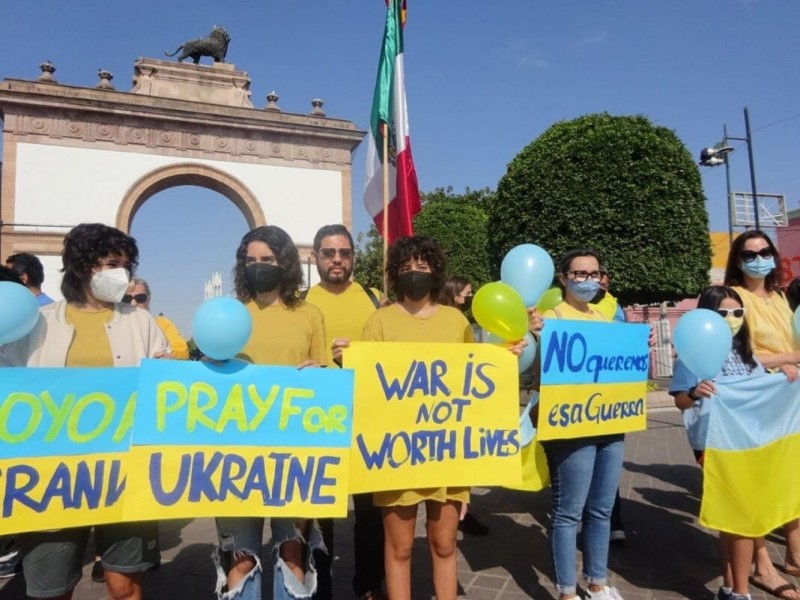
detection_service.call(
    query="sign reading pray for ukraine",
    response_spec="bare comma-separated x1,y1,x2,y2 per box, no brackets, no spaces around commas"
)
0,361,354,534
346,342,522,493
126,359,354,520
537,320,650,440
0,368,137,534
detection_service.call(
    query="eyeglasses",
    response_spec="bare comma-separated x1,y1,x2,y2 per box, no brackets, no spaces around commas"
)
740,248,773,263
716,308,745,318
568,270,603,283
122,293,148,304
318,248,354,260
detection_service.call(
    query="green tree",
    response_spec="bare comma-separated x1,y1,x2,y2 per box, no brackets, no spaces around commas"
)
354,187,494,291
488,113,711,304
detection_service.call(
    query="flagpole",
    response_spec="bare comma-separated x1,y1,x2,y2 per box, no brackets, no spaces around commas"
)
382,122,390,297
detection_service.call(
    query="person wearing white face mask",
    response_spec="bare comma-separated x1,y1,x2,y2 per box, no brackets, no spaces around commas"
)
724,230,800,600
0,223,167,600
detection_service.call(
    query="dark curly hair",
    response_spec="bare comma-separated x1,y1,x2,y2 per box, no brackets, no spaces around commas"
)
233,226,303,308
724,229,783,293
386,236,446,301
697,285,756,369
61,224,139,303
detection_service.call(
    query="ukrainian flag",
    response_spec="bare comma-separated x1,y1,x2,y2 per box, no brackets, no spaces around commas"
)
700,373,800,537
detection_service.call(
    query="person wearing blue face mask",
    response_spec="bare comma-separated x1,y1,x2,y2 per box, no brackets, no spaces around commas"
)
537,248,625,600
725,230,800,599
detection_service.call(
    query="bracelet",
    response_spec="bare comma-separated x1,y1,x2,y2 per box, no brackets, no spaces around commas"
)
688,386,698,401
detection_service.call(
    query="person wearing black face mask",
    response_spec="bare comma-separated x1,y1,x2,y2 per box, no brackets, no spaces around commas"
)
361,236,527,600
214,225,329,600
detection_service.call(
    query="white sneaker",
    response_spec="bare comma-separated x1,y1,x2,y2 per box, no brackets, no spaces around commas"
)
585,586,624,600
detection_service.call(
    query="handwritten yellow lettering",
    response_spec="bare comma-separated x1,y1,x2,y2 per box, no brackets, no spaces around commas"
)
67,393,114,443
156,381,188,431
247,384,280,429
0,393,42,443
215,384,248,433
40,391,75,442
279,388,314,430
188,382,218,432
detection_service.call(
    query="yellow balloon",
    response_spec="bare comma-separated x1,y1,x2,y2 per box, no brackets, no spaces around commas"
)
535,286,563,313
472,281,528,341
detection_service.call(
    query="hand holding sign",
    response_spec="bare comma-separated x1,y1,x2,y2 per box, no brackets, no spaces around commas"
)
501,244,555,306
0,282,40,344
192,297,253,361
673,309,732,380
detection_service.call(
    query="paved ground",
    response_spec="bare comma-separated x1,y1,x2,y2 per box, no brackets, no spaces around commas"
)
0,401,794,599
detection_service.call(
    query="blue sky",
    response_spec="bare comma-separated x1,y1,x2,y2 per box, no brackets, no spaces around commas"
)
2,1,799,336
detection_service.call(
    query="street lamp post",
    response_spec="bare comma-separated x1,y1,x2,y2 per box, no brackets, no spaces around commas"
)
700,107,760,233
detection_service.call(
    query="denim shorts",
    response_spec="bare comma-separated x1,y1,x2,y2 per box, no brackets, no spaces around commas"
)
18,522,159,598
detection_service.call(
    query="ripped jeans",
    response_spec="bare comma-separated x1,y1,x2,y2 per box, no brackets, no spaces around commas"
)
214,517,326,600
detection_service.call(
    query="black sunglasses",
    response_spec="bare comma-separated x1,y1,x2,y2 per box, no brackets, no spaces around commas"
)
318,248,354,260
122,293,148,304
740,248,773,263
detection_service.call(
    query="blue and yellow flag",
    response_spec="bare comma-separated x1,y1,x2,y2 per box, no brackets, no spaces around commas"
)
700,374,800,537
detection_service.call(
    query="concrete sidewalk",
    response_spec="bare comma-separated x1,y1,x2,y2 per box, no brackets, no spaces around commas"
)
0,409,794,599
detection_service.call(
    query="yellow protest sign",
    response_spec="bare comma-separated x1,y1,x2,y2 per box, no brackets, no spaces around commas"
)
537,320,649,441
346,342,522,493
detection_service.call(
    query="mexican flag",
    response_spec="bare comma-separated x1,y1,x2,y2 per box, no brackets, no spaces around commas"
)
363,0,421,243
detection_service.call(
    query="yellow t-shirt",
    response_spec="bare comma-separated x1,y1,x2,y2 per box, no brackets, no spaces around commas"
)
362,303,474,344
543,301,607,322
65,305,114,367
361,302,473,507
238,300,328,367
304,282,379,350
733,286,794,354
155,315,189,360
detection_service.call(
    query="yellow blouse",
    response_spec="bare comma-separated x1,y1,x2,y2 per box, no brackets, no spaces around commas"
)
733,286,795,355
361,303,472,507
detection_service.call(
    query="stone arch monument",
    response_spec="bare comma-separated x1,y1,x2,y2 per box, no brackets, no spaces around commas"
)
0,57,364,297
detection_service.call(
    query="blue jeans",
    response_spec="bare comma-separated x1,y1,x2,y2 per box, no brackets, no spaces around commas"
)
214,517,326,600
543,434,624,595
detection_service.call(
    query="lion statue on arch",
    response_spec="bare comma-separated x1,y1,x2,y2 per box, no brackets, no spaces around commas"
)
165,26,230,64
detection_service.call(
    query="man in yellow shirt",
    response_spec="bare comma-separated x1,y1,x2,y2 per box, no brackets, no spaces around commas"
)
304,224,383,600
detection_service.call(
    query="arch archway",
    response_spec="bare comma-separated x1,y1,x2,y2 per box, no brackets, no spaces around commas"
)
116,163,265,233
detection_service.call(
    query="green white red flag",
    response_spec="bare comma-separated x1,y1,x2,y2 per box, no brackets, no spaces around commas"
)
363,0,421,242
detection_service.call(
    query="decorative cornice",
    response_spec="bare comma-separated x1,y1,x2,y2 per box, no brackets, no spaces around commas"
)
0,78,365,166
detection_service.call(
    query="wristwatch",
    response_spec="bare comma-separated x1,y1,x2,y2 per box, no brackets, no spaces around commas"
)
688,386,698,401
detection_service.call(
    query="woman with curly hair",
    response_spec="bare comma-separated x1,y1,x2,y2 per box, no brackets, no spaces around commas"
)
214,225,328,600
360,236,526,600
1,223,166,600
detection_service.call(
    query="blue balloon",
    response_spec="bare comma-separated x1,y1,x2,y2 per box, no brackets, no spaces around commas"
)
0,282,40,344
192,297,253,361
501,244,555,307
673,308,732,380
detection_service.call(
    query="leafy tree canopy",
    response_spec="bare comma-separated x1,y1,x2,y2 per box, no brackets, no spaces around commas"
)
487,113,711,304
354,187,493,293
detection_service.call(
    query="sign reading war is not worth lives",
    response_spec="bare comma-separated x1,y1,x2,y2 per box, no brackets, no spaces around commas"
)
537,320,650,441
0,360,355,534
346,342,522,493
